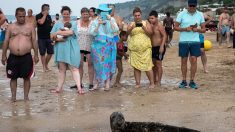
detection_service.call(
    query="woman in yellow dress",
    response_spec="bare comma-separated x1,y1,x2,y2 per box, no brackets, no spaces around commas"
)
127,7,154,88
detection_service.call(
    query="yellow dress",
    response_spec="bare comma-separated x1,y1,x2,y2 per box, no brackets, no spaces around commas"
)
128,21,153,71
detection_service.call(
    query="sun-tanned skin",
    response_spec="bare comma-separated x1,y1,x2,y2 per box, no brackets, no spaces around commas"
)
1,8,39,102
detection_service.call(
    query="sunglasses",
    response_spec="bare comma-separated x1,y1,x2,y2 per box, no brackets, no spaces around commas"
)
189,5,196,7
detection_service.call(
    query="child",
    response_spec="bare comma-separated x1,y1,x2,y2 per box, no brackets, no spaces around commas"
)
52,22,72,45
114,31,129,87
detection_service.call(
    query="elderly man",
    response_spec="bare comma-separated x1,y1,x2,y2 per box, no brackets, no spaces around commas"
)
1,7,39,102
174,0,206,89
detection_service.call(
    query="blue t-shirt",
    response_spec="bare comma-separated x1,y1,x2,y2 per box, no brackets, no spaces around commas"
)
176,10,205,42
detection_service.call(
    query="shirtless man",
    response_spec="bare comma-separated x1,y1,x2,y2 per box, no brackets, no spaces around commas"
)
108,4,125,42
0,9,6,26
149,10,167,86
25,9,36,28
219,7,231,47
109,4,124,31
163,12,174,47
1,7,39,102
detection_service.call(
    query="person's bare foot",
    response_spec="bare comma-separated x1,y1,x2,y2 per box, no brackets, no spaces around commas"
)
11,97,16,102
50,88,62,93
149,84,155,89
134,85,140,88
24,97,29,102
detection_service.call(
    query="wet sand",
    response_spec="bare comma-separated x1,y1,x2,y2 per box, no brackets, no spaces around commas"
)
0,32,234,132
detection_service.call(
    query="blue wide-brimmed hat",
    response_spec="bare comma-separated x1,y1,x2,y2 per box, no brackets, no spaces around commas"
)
97,4,112,12
188,0,197,5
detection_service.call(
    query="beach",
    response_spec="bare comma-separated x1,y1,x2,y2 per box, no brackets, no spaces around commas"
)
0,31,234,132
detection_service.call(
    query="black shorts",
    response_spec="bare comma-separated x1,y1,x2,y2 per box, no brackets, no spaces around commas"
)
165,27,173,38
38,38,54,55
80,50,90,54
200,42,204,48
6,53,34,79
152,45,166,61
124,46,128,53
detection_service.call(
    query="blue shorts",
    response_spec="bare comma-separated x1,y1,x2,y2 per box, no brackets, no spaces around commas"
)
179,42,201,57
38,39,54,55
221,25,230,35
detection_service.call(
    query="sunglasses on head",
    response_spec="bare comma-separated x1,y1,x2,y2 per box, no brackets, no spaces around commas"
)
189,5,196,7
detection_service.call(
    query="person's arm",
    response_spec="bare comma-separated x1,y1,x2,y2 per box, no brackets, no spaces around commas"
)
37,10,48,25
158,23,167,53
109,17,119,33
127,22,135,35
174,22,192,32
1,25,11,65
163,18,166,27
192,14,206,33
31,27,39,64
89,19,101,36
142,21,153,37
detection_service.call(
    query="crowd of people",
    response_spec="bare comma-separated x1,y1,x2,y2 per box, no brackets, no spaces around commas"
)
0,0,235,102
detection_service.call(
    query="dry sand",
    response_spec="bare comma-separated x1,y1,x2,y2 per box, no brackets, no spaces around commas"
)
0,32,234,132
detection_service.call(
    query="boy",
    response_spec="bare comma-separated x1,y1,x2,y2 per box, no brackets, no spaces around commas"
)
114,31,129,87
149,10,167,86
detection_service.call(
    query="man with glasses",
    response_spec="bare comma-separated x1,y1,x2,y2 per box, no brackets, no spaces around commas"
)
174,0,206,89
36,4,53,72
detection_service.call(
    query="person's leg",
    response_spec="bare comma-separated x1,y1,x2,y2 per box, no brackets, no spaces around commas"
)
79,53,84,85
10,79,17,102
190,56,198,81
145,70,154,88
181,57,188,80
200,49,208,73
115,59,123,86
226,30,231,48
152,59,158,85
54,62,67,92
134,68,141,88
104,78,110,91
45,54,52,70
219,31,223,46
38,39,47,72
156,60,163,86
23,78,30,101
70,66,83,94
45,39,54,71
87,54,94,87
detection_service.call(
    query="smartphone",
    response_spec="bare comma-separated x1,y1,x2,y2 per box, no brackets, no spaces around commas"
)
136,23,143,27
190,23,198,28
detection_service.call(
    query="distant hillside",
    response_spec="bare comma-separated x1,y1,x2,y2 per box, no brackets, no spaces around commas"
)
115,0,187,21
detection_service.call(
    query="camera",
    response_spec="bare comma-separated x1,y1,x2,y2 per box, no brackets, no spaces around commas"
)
135,22,143,27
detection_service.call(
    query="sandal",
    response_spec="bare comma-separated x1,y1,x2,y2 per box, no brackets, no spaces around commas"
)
88,84,95,91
